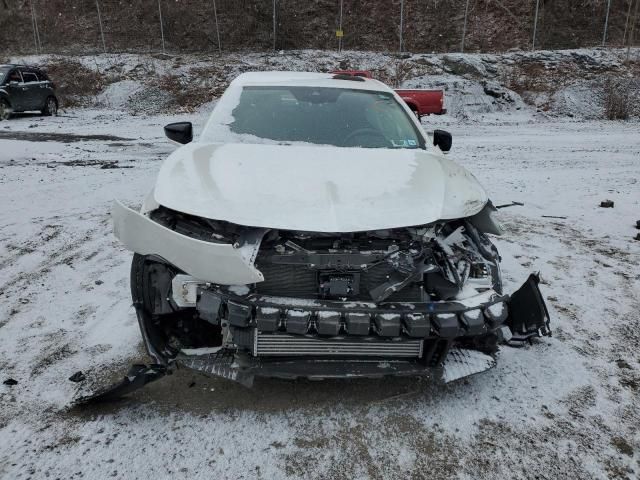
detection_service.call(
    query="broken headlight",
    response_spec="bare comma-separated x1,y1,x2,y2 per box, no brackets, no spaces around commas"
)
425,223,502,300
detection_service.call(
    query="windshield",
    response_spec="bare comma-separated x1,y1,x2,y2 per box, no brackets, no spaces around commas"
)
203,86,424,149
0,66,10,84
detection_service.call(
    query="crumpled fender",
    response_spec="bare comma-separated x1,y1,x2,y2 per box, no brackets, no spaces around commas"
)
111,200,264,284
468,200,504,235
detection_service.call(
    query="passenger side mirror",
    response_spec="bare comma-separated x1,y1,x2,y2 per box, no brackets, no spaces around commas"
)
164,122,193,144
433,129,452,152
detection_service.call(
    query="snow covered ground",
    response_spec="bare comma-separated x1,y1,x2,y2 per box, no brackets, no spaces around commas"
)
0,106,639,479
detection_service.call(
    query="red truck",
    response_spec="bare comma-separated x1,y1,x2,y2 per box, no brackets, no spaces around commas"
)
331,70,446,116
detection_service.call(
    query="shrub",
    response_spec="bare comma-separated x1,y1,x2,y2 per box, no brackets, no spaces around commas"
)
603,77,631,120
154,69,228,112
41,58,109,108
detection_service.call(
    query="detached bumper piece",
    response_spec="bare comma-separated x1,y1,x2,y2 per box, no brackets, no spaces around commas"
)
73,364,167,404
505,273,552,342
73,344,497,402
442,348,497,383
174,346,494,386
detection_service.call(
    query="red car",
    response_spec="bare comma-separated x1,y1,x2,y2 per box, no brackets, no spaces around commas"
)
331,70,446,116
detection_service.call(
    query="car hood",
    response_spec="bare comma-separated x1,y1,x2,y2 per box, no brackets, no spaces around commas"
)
153,142,488,232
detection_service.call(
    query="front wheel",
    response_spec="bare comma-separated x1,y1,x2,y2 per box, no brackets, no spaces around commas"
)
0,99,11,121
130,254,223,357
42,96,58,116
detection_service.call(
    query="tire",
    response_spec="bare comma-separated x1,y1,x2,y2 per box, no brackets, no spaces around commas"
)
130,253,173,363
42,96,58,116
130,253,175,316
130,254,221,359
130,253,147,311
0,99,11,121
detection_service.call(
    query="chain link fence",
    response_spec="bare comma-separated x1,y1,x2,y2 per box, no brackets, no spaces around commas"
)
0,0,639,56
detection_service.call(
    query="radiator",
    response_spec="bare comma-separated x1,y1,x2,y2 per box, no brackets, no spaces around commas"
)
253,332,423,357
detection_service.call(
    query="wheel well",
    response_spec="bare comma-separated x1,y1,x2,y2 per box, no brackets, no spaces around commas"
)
42,95,58,112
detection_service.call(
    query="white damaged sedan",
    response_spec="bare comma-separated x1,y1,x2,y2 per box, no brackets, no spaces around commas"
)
91,72,550,400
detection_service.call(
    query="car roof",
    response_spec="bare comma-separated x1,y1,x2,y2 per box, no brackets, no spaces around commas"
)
230,71,392,93
0,64,36,69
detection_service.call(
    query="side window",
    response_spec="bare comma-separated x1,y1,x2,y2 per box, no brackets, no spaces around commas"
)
21,71,39,83
8,70,22,83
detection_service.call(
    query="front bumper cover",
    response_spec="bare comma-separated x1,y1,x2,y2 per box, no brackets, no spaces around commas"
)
112,200,264,285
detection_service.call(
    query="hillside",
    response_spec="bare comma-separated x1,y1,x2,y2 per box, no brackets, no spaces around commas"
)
8,47,639,121
1,0,639,55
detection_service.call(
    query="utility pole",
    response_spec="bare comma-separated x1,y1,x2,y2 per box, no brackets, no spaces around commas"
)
273,0,276,51
623,0,634,46
461,0,470,52
34,1,42,53
213,0,221,52
338,0,343,52
29,0,39,54
532,0,540,51
627,0,640,62
399,0,404,53
602,0,612,46
34,5,41,52
158,0,166,54
96,0,107,53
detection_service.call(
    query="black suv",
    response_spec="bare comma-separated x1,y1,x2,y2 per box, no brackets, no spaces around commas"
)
0,64,58,120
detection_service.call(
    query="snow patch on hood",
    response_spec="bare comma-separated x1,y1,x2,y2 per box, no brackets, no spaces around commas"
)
154,142,488,232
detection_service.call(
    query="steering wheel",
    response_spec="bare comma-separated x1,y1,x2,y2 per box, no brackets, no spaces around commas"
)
342,128,389,148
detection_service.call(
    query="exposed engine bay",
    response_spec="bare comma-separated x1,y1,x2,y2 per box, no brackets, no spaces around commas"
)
151,205,502,305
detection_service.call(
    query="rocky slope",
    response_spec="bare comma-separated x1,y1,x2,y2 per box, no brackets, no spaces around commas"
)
10,47,640,120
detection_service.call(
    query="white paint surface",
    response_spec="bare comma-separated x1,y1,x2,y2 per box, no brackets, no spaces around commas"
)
154,142,488,232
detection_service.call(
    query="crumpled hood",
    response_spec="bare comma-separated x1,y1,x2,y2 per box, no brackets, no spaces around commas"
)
154,142,488,232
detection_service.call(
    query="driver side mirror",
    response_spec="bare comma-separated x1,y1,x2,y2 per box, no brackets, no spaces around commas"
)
433,129,452,152
9,81,19,86
164,122,193,144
